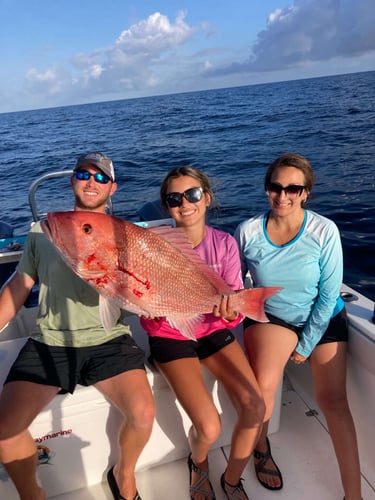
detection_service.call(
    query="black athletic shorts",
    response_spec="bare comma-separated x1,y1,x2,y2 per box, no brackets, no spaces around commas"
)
149,328,236,363
243,308,348,345
5,335,146,394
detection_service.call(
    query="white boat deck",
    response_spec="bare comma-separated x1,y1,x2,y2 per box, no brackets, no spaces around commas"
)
52,376,375,500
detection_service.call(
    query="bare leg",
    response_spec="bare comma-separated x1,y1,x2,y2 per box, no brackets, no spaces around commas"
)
156,357,221,500
310,342,362,500
96,369,154,500
203,340,264,493
0,381,59,500
245,323,298,489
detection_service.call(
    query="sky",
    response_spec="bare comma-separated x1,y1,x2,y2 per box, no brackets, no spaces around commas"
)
1,0,374,114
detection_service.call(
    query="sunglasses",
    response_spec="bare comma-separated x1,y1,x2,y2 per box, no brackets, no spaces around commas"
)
165,187,204,208
74,170,111,184
267,183,306,198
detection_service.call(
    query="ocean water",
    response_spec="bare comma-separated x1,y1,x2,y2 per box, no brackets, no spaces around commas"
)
0,71,374,301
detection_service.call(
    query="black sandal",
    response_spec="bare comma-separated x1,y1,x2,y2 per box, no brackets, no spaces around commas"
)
220,473,249,500
107,466,142,500
253,437,283,491
187,453,216,499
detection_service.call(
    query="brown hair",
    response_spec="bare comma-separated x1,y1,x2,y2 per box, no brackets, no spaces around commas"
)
160,166,214,208
265,153,314,190
265,153,314,205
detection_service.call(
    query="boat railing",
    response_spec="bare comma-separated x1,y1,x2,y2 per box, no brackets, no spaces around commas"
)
28,170,74,222
28,170,113,222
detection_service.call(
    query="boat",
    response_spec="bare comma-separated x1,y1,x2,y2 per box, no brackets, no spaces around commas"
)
0,172,374,499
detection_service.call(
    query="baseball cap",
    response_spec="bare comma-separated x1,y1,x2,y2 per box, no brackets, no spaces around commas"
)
74,152,115,181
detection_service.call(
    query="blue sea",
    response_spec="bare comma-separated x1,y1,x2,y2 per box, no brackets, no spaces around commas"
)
0,71,374,301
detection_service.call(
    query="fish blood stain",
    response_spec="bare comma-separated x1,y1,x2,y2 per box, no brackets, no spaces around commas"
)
85,254,106,271
122,267,151,290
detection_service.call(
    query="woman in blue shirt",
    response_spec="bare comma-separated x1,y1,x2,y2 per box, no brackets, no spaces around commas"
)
234,153,361,500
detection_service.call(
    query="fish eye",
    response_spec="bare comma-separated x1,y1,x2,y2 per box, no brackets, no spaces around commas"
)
82,223,93,234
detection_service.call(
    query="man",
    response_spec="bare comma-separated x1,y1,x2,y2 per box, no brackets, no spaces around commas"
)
0,152,154,500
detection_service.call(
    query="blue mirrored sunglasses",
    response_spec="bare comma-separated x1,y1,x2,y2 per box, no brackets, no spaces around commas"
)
74,170,111,184
164,187,204,208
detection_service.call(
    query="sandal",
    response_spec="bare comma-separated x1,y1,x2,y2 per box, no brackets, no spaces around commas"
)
253,437,283,491
107,466,142,500
220,472,249,500
187,453,216,499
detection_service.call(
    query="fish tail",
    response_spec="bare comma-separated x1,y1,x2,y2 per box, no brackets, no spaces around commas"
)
233,286,282,322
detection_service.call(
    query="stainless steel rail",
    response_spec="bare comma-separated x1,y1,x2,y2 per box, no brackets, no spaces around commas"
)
28,170,113,221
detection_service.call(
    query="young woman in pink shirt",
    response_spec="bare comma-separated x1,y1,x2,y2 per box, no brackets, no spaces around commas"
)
141,166,264,500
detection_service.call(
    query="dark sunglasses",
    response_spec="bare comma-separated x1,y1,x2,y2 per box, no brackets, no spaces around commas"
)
74,170,111,184
165,187,204,208
267,183,306,198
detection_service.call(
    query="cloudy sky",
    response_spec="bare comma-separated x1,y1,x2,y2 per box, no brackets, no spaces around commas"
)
1,0,374,113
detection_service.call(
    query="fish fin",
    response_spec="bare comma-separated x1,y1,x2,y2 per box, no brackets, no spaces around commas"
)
115,297,153,318
233,286,283,322
166,315,205,341
149,226,195,253
149,226,233,295
99,295,122,333
149,226,214,270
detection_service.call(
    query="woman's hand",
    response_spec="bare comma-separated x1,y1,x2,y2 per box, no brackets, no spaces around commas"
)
290,351,308,364
212,295,238,322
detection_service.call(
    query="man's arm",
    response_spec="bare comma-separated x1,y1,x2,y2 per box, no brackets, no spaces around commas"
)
0,272,36,332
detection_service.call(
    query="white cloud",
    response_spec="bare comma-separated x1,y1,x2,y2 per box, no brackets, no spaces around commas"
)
26,68,57,83
8,2,375,112
90,65,104,79
115,11,193,52
208,0,375,75
21,11,203,106
105,11,195,78
25,67,70,96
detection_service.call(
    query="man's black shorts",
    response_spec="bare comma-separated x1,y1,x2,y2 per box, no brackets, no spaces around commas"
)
5,335,146,394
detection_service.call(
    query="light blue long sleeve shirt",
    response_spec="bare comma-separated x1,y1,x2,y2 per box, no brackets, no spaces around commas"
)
234,210,344,357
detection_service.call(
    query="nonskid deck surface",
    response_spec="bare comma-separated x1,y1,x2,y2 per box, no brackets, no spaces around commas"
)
51,381,375,500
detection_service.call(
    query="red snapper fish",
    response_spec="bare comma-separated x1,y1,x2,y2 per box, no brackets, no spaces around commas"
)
42,211,281,340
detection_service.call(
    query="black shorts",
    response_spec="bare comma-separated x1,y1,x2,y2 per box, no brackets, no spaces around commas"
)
243,308,348,345
5,335,146,394
149,329,235,363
